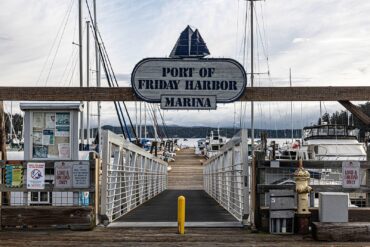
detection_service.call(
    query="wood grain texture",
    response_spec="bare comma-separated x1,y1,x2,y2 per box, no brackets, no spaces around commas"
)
168,148,205,190
312,222,370,241
1,206,94,229
1,86,370,101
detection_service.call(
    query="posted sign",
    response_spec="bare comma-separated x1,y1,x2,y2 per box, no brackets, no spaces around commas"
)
72,163,90,188
54,162,72,188
342,161,360,188
131,58,247,110
27,162,45,189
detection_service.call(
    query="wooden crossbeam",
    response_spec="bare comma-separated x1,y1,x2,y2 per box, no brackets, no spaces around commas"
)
1,86,370,101
339,100,370,125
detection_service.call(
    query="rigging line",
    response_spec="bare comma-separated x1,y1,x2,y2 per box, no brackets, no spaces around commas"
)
36,0,75,85
61,46,78,85
94,27,138,140
67,50,80,86
99,41,137,140
157,105,170,139
240,0,248,129
99,43,130,139
44,0,75,85
85,1,133,140
235,0,241,59
84,8,128,139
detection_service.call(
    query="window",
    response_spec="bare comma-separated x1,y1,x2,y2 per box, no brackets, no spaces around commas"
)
30,192,51,205
32,112,71,159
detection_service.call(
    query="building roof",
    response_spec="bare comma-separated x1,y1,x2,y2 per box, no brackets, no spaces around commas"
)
20,102,83,111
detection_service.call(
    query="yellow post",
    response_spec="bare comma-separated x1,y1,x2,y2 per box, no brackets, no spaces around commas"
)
177,196,185,234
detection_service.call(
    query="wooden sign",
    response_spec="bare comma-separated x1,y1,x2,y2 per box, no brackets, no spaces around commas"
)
342,161,360,188
131,58,246,109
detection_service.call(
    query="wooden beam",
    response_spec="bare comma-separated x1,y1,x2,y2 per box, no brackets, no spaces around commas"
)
1,86,370,101
312,222,370,241
339,100,370,125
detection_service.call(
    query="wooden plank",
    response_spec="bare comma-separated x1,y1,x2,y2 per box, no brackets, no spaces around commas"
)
1,206,94,229
312,222,370,241
1,86,370,101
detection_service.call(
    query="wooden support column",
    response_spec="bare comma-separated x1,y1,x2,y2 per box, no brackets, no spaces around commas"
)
0,101,6,161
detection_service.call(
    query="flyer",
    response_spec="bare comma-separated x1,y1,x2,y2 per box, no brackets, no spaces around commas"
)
33,145,48,158
33,112,44,129
45,113,56,128
42,129,55,145
12,165,23,187
56,112,70,125
58,143,70,159
33,131,43,145
27,163,45,189
55,126,70,137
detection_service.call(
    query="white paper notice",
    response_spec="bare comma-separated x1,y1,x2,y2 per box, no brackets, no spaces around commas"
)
27,163,45,189
58,143,70,159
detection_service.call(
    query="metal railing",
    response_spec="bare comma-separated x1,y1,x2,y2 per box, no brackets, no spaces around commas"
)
101,130,168,223
203,129,249,222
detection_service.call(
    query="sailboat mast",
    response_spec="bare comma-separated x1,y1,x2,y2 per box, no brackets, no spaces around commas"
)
79,0,84,149
10,101,13,140
86,21,90,148
250,0,255,153
93,0,101,156
290,68,293,143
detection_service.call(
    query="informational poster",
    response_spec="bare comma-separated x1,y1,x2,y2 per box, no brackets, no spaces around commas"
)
56,112,70,125
79,192,90,206
45,113,56,128
12,165,23,187
73,163,90,188
5,165,23,187
58,143,70,159
56,126,70,137
33,112,44,128
33,146,48,158
54,162,72,188
33,131,43,145
42,129,55,145
27,163,45,189
342,161,361,188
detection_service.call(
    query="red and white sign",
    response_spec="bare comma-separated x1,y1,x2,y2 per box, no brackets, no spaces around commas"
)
27,162,45,189
342,161,360,188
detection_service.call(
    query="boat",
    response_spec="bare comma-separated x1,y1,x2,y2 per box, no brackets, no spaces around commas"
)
298,124,366,161
204,129,227,158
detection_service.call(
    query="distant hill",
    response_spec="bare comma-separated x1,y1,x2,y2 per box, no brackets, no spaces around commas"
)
100,125,302,139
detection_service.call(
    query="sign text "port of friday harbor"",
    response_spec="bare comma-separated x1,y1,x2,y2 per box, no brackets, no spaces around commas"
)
131,58,247,110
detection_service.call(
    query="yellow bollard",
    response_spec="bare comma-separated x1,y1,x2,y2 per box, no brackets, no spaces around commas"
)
177,195,185,234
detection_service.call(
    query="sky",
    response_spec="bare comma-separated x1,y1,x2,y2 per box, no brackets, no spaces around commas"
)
1,0,370,129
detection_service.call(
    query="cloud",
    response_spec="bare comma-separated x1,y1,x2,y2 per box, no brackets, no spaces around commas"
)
1,0,370,129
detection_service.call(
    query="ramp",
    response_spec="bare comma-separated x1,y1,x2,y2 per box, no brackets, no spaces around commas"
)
110,190,240,227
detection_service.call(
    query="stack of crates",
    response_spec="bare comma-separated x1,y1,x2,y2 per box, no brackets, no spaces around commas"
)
269,189,295,234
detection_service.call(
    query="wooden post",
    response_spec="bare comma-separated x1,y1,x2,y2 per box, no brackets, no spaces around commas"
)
0,101,6,161
0,101,6,230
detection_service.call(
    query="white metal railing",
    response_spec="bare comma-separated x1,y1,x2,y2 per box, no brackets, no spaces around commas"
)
101,130,168,223
203,129,249,222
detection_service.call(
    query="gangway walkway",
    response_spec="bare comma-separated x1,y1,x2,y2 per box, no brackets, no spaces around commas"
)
109,148,242,227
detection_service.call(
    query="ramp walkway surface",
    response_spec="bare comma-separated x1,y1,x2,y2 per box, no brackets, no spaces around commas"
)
113,148,239,226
